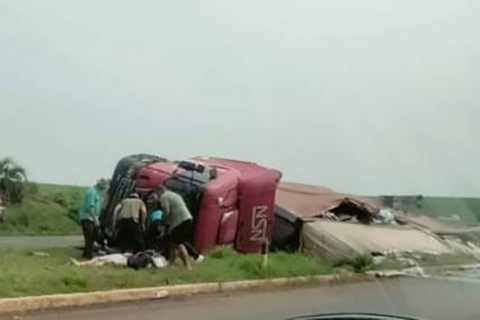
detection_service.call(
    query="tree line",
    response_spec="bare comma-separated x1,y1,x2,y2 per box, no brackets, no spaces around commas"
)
0,157,27,206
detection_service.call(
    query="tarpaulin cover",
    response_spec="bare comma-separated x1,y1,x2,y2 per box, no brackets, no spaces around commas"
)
301,220,452,261
275,182,378,221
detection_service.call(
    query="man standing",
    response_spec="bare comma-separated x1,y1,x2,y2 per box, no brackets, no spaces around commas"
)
114,193,147,253
158,186,203,269
145,193,167,251
80,179,107,259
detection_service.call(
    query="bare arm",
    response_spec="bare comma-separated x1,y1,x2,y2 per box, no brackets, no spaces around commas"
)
140,203,147,226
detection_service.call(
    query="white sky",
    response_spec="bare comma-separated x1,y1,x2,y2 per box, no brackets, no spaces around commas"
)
0,0,479,196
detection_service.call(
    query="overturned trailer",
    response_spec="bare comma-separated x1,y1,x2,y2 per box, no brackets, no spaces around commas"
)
272,182,455,260
101,155,282,253
272,182,379,251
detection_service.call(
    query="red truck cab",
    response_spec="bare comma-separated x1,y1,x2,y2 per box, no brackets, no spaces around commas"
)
103,155,282,253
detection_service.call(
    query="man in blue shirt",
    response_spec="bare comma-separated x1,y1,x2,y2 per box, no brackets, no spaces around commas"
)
145,192,166,252
80,179,108,259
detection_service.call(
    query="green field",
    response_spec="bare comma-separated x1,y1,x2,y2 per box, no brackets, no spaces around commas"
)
0,183,87,236
401,197,480,225
0,247,332,298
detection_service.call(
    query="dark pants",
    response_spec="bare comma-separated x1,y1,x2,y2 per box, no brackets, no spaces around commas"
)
171,219,200,259
146,220,167,250
81,219,100,259
118,218,145,253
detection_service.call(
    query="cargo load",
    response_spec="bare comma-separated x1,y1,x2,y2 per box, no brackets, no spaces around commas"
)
301,220,452,261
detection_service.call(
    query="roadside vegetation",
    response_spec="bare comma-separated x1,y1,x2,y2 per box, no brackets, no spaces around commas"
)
0,183,85,235
1,245,477,298
0,157,85,235
0,247,333,298
0,158,27,205
375,196,480,225
409,197,480,226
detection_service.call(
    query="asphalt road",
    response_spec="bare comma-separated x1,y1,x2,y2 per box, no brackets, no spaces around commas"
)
0,235,82,248
5,277,480,320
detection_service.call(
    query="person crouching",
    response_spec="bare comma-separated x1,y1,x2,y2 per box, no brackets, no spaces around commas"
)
114,193,147,253
158,186,204,270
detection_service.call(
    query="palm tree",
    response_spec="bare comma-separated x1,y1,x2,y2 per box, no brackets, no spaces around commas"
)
0,158,27,205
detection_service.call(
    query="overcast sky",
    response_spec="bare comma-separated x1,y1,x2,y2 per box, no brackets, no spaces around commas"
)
1,0,479,196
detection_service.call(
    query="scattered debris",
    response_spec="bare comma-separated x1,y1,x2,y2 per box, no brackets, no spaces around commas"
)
126,251,168,270
442,236,480,259
372,267,426,279
402,266,426,277
31,252,51,258
373,209,396,225
460,264,480,271
152,255,168,268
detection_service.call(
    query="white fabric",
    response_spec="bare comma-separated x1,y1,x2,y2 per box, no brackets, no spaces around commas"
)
71,253,131,266
152,255,168,268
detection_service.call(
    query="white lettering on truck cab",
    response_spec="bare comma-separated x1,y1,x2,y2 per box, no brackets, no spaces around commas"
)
250,205,268,241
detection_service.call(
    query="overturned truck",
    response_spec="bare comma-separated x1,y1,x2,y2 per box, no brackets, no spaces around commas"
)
101,155,282,253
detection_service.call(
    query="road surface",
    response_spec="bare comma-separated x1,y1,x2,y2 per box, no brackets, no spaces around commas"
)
0,235,82,248
5,277,480,320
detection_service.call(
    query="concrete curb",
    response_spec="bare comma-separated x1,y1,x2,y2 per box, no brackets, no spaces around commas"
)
0,273,373,314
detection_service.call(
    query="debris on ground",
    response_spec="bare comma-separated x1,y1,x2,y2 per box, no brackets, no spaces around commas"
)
459,264,480,271
31,251,51,258
402,266,426,277
127,251,168,270
371,266,426,279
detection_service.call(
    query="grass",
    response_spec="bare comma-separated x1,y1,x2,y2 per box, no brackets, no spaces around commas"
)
0,246,475,298
0,183,86,236
409,197,480,226
0,247,333,298
333,254,376,273
415,253,478,267
374,196,480,226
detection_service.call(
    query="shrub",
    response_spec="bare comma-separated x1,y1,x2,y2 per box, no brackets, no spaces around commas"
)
334,254,374,273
